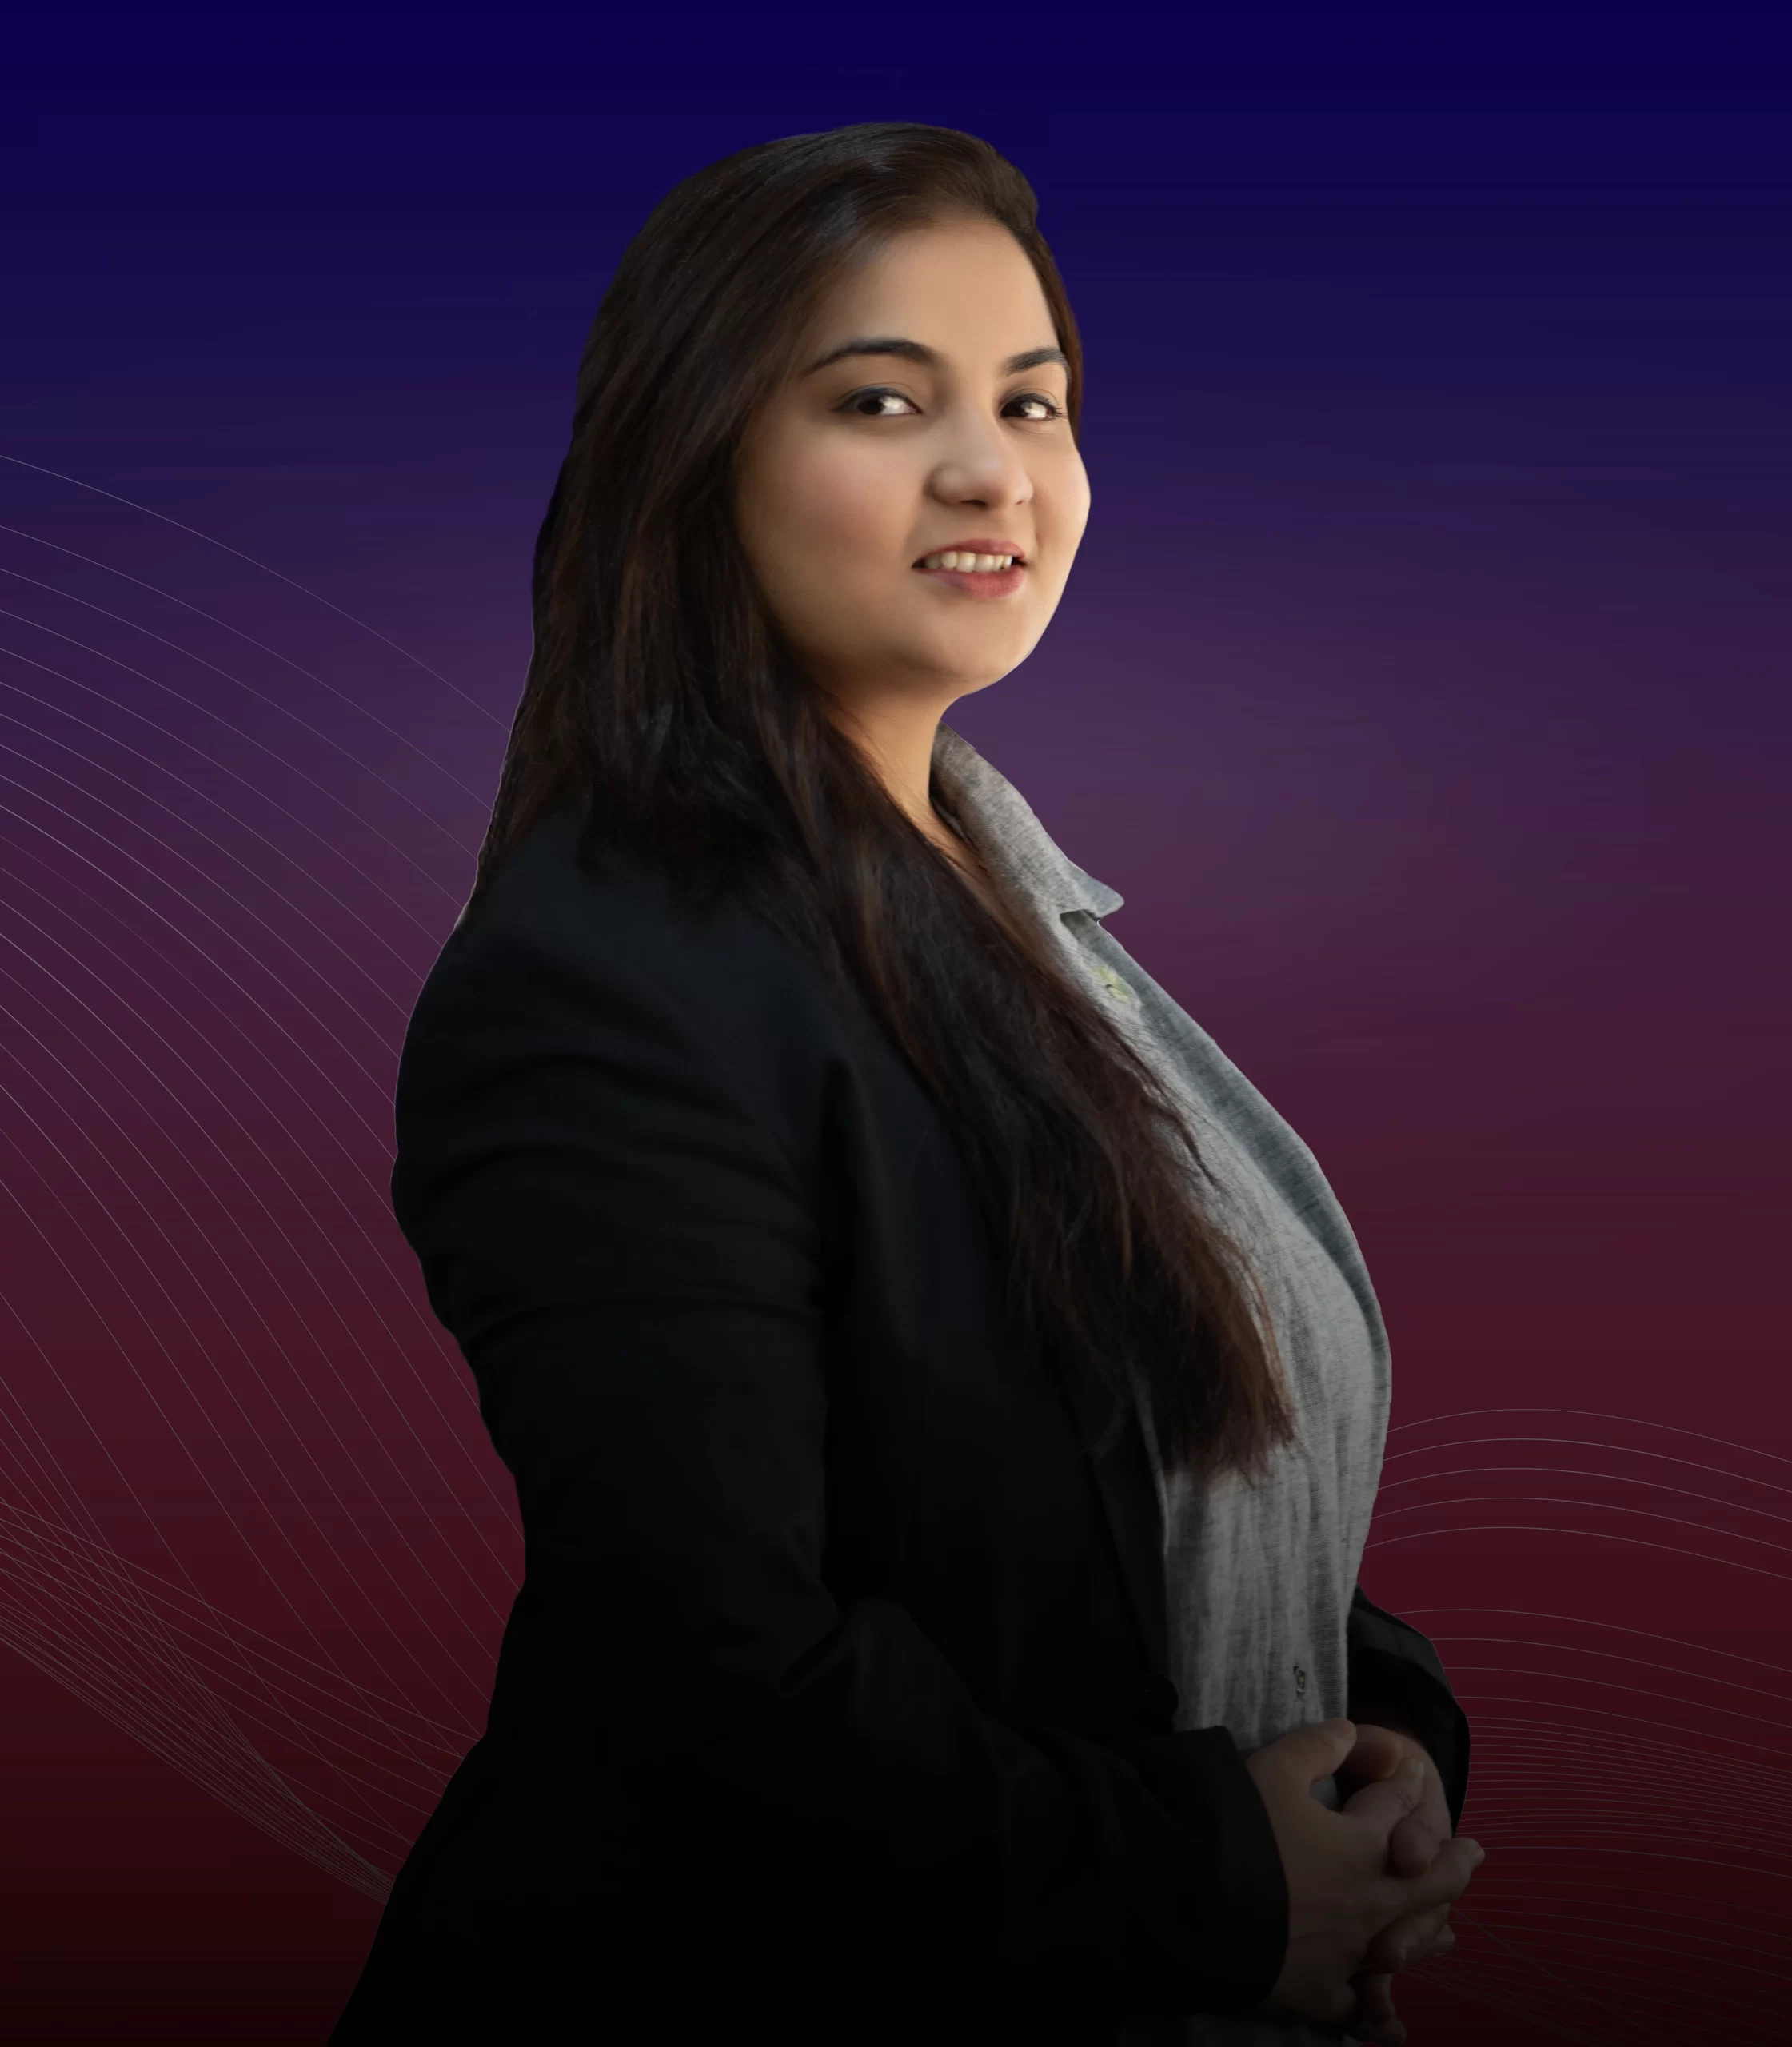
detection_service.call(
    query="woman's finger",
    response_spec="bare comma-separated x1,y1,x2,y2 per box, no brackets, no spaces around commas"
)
1344,1969,1405,2045
1339,1725,1408,1788
1385,1806,1443,1879
1401,1834,1485,1915
1342,1755,1431,1838
1361,1901,1452,1975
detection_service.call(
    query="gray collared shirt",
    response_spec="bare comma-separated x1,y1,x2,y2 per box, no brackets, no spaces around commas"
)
937,722,1388,2045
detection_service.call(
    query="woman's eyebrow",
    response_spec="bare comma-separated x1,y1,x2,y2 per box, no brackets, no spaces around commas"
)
802,337,1068,377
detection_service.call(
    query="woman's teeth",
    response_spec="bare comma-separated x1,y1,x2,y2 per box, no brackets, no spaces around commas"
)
920,551,1017,573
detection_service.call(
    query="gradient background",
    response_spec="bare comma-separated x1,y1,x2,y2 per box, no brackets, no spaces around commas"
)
3,18,1790,2045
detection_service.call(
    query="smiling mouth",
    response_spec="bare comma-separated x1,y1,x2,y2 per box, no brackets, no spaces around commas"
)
912,549,1027,572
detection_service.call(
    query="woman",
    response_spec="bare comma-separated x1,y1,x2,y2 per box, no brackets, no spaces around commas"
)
329,122,1484,2046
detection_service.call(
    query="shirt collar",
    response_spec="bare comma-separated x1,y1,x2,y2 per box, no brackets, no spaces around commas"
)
933,721,1125,921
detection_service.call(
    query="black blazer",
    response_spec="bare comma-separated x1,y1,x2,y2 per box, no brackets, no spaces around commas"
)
329,801,1471,2046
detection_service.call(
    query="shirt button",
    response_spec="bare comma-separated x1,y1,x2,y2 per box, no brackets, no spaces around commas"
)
1093,963,1131,1002
1139,1674,1180,1722
1294,1665,1308,1695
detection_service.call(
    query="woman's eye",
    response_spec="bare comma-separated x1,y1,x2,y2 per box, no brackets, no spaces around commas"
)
1008,390,1064,423
840,390,1064,423
844,389,917,417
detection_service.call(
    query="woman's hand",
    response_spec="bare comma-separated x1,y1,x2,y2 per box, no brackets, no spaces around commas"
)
1241,1720,1485,2045
1335,1722,1465,2045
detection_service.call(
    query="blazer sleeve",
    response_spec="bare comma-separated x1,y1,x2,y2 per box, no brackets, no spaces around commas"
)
391,909,1291,2020
1346,1582,1472,1832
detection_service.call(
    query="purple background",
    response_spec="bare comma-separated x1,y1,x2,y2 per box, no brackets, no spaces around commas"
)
3,27,1790,2044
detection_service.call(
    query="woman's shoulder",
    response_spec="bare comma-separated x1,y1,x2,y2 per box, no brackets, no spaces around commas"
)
408,800,864,1121
439,801,790,985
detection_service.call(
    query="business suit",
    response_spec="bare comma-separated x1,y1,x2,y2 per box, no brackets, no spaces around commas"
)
328,794,1469,2045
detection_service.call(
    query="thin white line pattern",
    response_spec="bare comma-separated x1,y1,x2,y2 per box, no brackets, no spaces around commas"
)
2,464,1788,2044
1365,1404,1792,2044
0,453,517,1906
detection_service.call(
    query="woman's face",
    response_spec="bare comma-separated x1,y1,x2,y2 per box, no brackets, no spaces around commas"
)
734,215,1090,716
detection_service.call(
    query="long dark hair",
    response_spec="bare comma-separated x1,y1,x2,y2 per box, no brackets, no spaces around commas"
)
469,120,1296,1485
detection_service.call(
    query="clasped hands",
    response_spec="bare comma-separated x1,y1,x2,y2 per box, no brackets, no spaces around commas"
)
1242,1716,1486,2047
1335,1721,1463,2045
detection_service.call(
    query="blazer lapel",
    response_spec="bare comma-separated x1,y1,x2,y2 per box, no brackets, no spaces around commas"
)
1054,1355,1170,1682
936,720,1169,1690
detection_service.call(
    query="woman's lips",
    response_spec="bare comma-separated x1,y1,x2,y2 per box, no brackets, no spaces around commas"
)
912,560,1028,601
